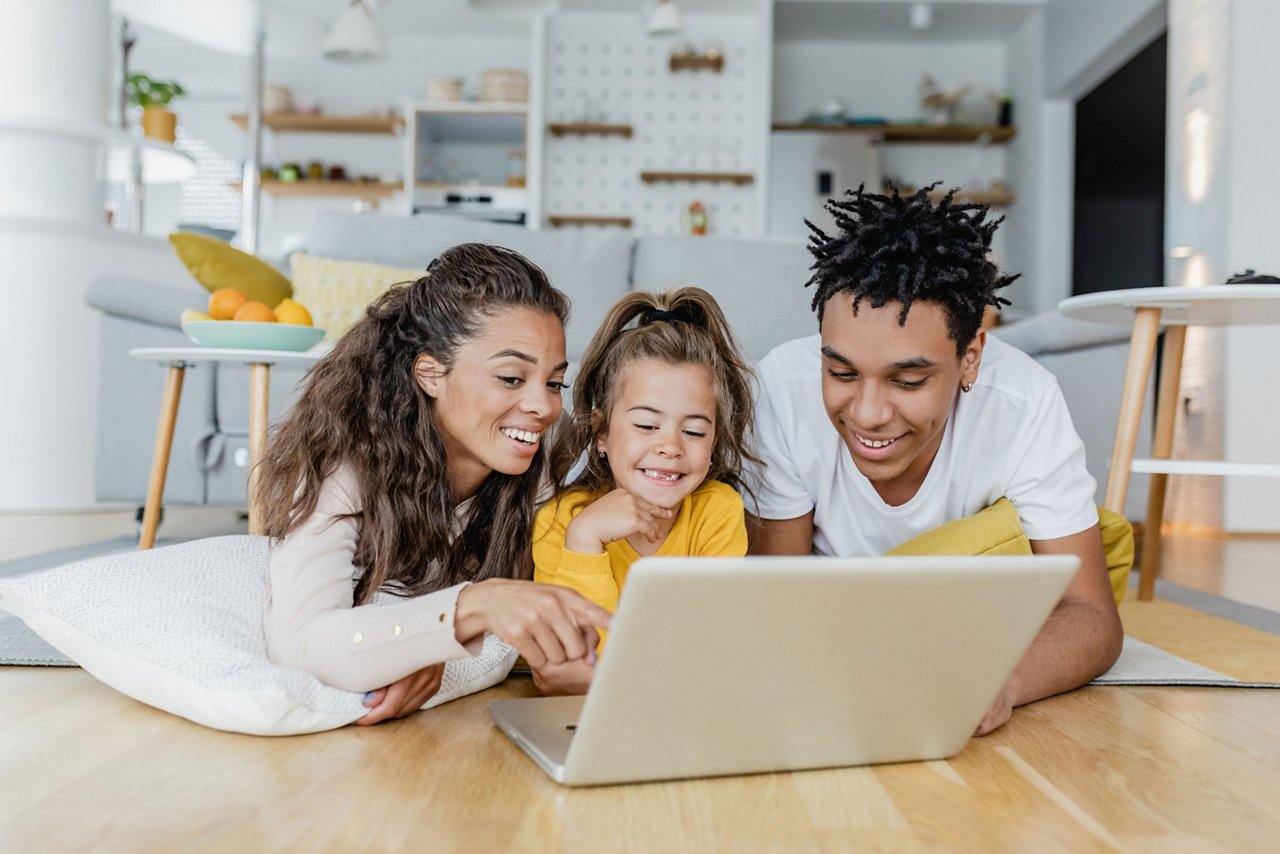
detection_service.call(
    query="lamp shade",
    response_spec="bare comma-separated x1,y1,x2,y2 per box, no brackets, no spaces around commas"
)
322,1,386,61
647,0,682,36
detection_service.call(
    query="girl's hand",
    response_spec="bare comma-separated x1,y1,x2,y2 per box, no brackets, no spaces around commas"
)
563,489,674,554
531,656,597,696
356,663,445,725
454,579,612,670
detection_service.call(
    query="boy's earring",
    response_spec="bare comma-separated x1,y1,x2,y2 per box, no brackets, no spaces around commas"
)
961,381,974,393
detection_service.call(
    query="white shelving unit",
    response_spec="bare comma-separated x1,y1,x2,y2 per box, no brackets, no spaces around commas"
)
401,101,531,222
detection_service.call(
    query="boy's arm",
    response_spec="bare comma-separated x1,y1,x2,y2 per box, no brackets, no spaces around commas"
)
974,523,1123,735
747,510,815,556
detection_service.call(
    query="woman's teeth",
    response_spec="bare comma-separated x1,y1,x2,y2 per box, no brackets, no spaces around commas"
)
643,469,683,481
500,427,541,444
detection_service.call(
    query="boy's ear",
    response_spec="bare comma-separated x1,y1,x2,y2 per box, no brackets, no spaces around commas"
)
961,328,986,385
414,354,445,398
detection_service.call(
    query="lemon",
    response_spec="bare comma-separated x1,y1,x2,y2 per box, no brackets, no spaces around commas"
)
180,308,212,324
274,297,313,327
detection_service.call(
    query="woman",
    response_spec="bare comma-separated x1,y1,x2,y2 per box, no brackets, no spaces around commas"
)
258,243,611,725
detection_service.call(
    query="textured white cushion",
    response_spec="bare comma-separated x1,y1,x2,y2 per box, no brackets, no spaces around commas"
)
0,536,517,736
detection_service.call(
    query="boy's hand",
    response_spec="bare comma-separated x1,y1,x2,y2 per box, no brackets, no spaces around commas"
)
563,489,673,554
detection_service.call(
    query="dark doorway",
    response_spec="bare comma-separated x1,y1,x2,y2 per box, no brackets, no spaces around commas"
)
1072,33,1167,295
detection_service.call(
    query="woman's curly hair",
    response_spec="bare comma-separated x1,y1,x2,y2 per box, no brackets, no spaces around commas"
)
805,183,1018,354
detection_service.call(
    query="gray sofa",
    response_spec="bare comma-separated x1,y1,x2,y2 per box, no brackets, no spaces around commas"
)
84,211,1149,520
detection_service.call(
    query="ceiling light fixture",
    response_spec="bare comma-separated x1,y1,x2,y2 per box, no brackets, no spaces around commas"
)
323,0,386,61
647,0,682,36
910,2,933,31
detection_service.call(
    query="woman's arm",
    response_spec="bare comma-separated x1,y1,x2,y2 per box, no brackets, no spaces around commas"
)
974,523,1123,735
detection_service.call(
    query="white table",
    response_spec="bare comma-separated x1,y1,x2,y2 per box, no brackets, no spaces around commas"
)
1058,285,1280,599
129,347,325,548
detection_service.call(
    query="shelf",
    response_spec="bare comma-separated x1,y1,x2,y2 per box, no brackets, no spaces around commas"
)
548,215,633,228
230,114,403,134
669,55,724,73
1129,459,1280,477
771,123,1016,144
405,101,528,116
231,180,402,199
639,171,754,186
547,122,633,138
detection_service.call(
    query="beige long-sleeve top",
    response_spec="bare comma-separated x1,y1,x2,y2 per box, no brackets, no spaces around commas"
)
264,466,483,693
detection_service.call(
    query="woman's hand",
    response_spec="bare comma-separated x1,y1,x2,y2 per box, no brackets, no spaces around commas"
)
356,663,445,725
454,579,612,670
531,656,597,696
564,489,674,554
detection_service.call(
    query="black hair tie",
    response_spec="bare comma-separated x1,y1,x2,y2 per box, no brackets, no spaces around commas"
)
644,307,695,325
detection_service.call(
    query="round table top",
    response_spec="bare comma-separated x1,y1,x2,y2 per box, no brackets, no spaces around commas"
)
129,346,328,366
1058,284,1280,326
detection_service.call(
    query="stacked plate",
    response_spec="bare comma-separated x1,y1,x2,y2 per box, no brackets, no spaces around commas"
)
479,68,528,103
263,83,293,114
426,77,463,103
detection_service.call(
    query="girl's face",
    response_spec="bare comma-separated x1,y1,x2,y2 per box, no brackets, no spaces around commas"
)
596,359,717,510
416,307,568,499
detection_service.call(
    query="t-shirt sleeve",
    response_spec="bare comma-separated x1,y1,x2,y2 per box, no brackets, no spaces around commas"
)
750,366,817,520
263,469,482,693
1005,381,1100,540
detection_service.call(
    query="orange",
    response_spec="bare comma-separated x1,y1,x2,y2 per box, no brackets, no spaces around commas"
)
208,287,249,320
233,301,277,323
273,297,313,326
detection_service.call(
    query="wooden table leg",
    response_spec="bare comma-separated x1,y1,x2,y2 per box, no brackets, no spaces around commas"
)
247,363,270,536
1138,324,1188,601
139,363,186,550
1104,307,1162,515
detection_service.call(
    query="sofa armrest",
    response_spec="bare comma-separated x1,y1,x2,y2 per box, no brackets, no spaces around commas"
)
86,274,207,330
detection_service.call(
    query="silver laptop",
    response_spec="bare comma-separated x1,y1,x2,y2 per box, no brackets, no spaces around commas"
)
489,555,1078,787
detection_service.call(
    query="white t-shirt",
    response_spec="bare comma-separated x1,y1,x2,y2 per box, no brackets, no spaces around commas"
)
752,333,1098,556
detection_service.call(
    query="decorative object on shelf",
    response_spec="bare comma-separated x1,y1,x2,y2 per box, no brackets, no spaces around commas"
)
505,148,526,188
328,165,347,181
669,47,725,73
307,161,325,181
647,0,682,36
681,200,708,236
322,0,386,62
280,162,301,183
262,84,294,114
426,77,464,103
919,74,970,126
993,90,1014,127
127,73,186,143
480,68,529,103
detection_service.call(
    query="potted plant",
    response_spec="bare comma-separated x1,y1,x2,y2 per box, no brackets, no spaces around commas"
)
127,73,186,143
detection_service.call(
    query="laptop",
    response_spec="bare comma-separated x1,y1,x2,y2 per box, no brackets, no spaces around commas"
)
489,554,1078,787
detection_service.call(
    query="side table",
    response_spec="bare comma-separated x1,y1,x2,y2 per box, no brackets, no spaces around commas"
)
1058,285,1280,599
129,347,324,549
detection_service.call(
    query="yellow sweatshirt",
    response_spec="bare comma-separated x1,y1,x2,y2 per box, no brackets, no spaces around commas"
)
532,480,748,653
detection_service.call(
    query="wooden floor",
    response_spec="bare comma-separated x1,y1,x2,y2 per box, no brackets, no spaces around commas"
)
1,520,1277,851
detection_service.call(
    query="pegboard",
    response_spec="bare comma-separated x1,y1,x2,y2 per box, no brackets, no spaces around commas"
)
542,12,763,237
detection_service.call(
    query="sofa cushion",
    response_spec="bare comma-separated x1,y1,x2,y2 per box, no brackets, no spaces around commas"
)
0,535,518,736
290,252,423,341
305,212,634,361
168,233,292,308
85,274,207,329
631,235,816,361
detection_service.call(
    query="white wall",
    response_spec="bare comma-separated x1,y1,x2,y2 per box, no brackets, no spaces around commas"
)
1045,0,1167,98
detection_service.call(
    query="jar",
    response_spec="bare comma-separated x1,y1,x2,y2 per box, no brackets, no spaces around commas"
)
505,148,526,188
280,162,301,183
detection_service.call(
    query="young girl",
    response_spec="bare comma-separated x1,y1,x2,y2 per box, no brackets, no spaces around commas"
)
259,243,611,725
531,287,761,695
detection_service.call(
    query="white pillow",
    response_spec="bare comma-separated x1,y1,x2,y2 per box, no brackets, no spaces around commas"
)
0,535,517,736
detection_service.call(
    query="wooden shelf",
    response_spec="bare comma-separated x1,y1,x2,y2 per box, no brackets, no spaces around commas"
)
897,188,1015,206
771,123,1016,144
230,114,403,134
639,171,754,186
548,215,633,228
669,54,724,73
547,122,633,138
231,180,402,199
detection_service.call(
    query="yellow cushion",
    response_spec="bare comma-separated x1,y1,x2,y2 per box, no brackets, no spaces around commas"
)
886,498,1133,605
289,252,424,341
168,232,292,308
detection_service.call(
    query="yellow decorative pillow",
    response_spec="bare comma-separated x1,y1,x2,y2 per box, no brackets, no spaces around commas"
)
289,252,424,341
168,233,292,308
886,499,1133,605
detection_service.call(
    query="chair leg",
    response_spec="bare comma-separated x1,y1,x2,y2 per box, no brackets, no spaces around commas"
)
1139,324,1188,601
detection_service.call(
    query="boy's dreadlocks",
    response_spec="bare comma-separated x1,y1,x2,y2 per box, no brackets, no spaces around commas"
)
805,183,1018,355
